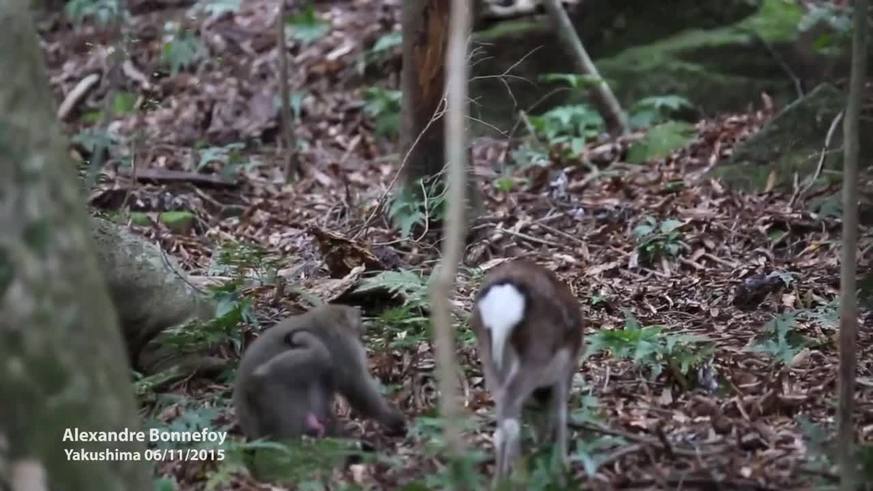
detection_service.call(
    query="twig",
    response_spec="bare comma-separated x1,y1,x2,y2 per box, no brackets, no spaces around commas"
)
353,98,447,240
596,443,645,470
789,110,843,208
754,31,804,99
499,227,564,249
570,421,723,458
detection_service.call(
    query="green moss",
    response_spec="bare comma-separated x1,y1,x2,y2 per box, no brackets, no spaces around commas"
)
23,219,52,255
0,247,11,299
160,211,195,234
592,0,806,114
737,0,804,42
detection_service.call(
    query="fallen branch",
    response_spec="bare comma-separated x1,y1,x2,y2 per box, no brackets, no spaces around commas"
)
118,168,237,187
57,72,101,121
789,110,843,208
570,420,723,458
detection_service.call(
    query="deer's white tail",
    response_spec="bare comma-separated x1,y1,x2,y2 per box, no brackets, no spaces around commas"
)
477,283,526,371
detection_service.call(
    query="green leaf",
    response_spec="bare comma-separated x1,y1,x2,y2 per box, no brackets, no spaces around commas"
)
627,121,695,164
192,0,241,17
659,219,683,234
539,73,602,89
371,31,402,53
112,92,138,115
162,29,204,75
288,4,329,44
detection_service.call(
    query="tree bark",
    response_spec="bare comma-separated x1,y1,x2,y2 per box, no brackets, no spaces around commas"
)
400,0,449,185
837,1,868,489
542,0,630,136
0,0,150,489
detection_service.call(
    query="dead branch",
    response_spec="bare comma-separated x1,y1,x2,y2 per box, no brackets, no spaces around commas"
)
57,72,101,121
429,0,470,456
118,168,237,187
542,0,629,136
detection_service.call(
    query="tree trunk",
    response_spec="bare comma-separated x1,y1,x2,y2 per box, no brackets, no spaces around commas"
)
837,1,868,488
400,0,449,185
0,0,150,489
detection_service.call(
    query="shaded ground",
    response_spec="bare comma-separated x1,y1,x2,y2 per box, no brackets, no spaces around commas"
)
39,0,873,488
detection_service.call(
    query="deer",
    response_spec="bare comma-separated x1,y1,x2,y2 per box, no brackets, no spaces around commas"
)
470,259,584,483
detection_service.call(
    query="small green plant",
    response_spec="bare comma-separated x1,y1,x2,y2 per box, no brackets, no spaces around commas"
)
628,95,693,129
586,311,713,383
161,25,204,75
387,176,447,238
627,121,695,164
799,4,852,54
572,434,627,478
539,72,603,89
237,438,362,487
196,142,247,174
361,31,402,71
363,87,402,138
633,217,684,264
529,104,605,155
287,3,330,45
509,144,550,168
209,241,284,285
188,0,241,18
746,313,808,364
72,127,118,158
65,0,124,25
356,269,434,349
112,91,139,115
493,175,516,193
162,282,254,354
154,477,179,491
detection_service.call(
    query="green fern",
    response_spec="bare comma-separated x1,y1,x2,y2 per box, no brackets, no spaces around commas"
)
356,269,432,309
586,311,713,382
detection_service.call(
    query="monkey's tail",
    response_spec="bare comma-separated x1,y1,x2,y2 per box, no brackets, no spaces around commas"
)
476,282,526,371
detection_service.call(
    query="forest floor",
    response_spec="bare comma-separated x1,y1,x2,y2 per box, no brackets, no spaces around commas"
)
38,0,873,489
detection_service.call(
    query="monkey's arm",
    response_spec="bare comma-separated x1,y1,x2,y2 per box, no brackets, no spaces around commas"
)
335,349,406,434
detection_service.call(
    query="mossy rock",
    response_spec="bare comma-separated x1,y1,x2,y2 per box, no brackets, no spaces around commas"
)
469,0,823,133
712,83,873,192
595,0,805,114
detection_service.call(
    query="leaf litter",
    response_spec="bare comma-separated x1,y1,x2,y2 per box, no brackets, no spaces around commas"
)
38,0,873,488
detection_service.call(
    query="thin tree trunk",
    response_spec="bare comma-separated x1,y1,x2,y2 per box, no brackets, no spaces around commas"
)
837,1,868,488
277,0,299,180
429,0,470,457
542,0,629,136
400,0,449,185
0,0,150,489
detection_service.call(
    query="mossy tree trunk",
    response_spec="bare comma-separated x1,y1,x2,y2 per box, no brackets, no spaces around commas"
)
0,0,150,489
400,0,449,186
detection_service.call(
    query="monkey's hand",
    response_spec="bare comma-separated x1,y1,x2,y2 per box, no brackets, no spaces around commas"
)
381,408,407,437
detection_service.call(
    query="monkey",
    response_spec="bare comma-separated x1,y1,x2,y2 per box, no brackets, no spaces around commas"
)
233,304,406,440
